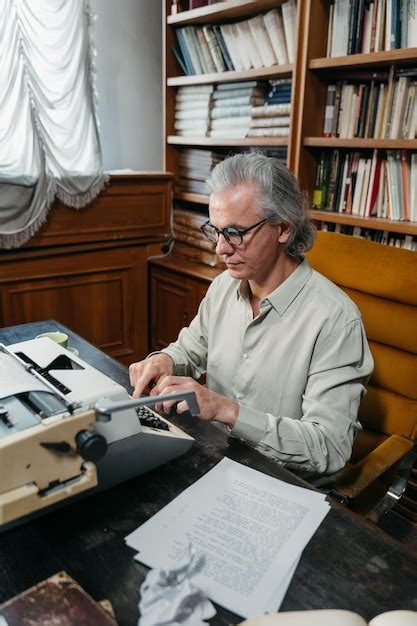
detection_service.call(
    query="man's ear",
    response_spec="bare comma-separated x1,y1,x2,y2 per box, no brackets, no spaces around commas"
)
278,222,292,244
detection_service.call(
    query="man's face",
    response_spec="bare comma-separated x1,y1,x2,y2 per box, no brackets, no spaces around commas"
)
208,182,284,284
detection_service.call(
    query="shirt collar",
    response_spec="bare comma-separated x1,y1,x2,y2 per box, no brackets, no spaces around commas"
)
237,258,312,316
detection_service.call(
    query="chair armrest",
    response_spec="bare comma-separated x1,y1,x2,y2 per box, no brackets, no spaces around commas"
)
333,434,414,501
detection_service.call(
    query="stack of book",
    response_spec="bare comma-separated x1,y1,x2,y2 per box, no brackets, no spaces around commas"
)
173,207,224,268
178,148,223,194
174,85,213,137
209,81,267,139
173,1,296,76
247,78,292,137
266,78,292,105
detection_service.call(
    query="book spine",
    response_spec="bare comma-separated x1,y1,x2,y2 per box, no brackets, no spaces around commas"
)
263,9,289,65
281,0,297,63
323,84,336,136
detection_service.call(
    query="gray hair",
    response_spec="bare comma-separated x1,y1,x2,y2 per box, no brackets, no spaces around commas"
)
206,152,315,257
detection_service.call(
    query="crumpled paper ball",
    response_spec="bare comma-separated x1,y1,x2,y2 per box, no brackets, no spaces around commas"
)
138,544,216,626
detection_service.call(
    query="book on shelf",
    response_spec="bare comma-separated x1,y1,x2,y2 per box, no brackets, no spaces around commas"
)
0,571,117,626
408,0,417,46
252,103,291,117
263,8,289,65
236,19,263,69
172,45,188,74
183,26,203,74
328,0,417,56
174,241,224,268
247,14,278,67
203,25,227,73
197,27,217,74
250,116,290,128
312,152,330,209
324,69,417,139
174,207,208,229
211,116,252,129
176,28,194,75
281,0,296,63
247,126,290,137
178,176,209,194
213,87,267,100
323,84,336,136
314,148,417,222
173,6,295,78
174,223,216,252
212,25,234,71
209,127,250,138
218,23,242,71
211,105,255,119
325,149,342,212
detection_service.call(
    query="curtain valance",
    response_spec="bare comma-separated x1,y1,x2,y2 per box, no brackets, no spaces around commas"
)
0,0,108,248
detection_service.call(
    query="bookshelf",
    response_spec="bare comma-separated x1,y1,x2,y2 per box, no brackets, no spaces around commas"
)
294,1,417,241
164,0,295,203
163,0,417,247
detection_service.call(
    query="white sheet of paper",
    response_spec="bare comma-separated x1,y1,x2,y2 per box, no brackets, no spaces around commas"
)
0,352,49,398
127,458,329,618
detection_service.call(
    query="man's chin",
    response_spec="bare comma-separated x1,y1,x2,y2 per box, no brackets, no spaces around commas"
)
226,262,245,276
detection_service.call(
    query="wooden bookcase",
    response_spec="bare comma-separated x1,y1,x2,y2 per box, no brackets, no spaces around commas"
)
164,0,294,207
294,1,417,237
163,0,417,236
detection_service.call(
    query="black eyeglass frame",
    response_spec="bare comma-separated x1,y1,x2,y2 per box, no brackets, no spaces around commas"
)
200,217,270,246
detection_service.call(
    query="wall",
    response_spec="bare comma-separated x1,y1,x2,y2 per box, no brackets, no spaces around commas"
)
91,0,163,171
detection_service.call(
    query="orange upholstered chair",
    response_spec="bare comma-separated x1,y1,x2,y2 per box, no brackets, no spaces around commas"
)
306,231,417,515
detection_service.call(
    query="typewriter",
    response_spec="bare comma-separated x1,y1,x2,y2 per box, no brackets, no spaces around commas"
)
0,337,197,530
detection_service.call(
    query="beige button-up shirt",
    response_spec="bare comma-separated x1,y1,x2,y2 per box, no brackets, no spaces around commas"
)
162,259,373,476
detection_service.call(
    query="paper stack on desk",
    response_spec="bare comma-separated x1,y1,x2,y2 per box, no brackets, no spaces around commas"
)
126,458,330,619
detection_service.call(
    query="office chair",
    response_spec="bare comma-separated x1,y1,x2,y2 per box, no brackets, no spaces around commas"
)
306,231,417,517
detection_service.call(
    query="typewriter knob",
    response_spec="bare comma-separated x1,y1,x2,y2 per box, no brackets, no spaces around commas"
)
76,430,107,462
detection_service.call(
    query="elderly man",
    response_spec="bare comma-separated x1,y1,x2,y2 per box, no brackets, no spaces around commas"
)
129,153,373,477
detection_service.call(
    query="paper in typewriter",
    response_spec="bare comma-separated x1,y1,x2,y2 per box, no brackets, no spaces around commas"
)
0,352,50,398
126,457,330,618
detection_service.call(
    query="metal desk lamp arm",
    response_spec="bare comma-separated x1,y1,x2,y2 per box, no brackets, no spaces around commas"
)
94,391,200,421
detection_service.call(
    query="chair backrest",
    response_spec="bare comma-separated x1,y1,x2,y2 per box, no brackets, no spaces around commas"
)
306,231,417,450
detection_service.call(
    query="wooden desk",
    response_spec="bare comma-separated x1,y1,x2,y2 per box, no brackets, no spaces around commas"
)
1,321,417,625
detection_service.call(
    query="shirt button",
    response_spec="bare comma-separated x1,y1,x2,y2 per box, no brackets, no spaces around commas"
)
242,353,248,360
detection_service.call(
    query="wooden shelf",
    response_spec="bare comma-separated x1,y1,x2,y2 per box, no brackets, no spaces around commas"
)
175,191,209,205
168,135,289,146
167,64,292,87
304,138,417,149
310,211,417,235
309,48,417,71
168,0,281,25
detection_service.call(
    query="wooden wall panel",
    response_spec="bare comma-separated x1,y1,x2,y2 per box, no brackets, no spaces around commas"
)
27,174,172,248
1,246,149,364
0,174,173,363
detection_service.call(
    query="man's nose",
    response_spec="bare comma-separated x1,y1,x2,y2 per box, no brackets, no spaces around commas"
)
216,234,233,254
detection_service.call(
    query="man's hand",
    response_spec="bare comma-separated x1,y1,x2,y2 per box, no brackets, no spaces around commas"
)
150,375,239,428
129,353,174,398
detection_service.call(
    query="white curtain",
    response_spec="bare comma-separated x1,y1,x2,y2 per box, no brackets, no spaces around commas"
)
0,0,108,248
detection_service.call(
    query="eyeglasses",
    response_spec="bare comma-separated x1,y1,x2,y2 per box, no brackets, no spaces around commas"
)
200,217,269,246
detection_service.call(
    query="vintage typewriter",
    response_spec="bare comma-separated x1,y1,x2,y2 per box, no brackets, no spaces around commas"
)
0,337,197,530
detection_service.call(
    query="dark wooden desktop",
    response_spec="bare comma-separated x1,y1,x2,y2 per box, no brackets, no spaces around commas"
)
1,320,417,626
